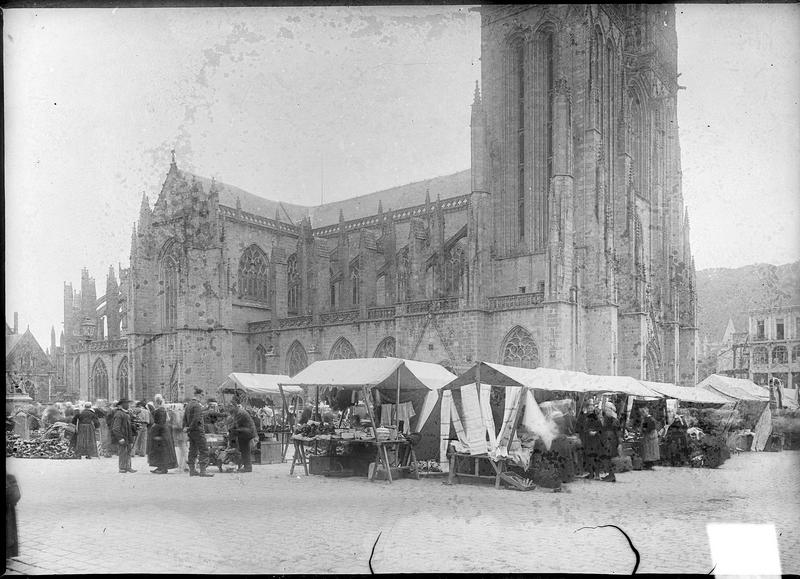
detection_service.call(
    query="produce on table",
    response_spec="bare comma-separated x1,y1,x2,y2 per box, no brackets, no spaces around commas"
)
6,432,76,459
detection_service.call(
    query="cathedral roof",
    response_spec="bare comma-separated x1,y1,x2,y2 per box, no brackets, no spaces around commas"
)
184,168,470,229
185,172,311,225
308,170,470,228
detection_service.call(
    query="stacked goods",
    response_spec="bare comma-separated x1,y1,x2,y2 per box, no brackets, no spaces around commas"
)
771,409,800,449
293,423,336,439
412,460,442,473
7,432,76,459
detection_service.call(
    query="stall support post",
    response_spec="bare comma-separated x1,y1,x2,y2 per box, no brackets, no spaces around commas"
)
278,384,290,461
395,368,401,428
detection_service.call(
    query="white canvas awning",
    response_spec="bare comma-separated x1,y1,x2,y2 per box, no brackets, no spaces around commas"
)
696,374,770,402
641,381,729,405
281,357,455,392
219,373,304,397
443,362,663,398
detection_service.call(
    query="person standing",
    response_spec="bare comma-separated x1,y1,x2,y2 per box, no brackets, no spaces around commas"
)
112,398,137,473
582,405,604,480
229,403,257,473
664,416,690,467
72,402,100,459
6,473,21,560
640,407,661,470
600,402,620,482
148,394,178,474
133,401,153,457
183,389,213,477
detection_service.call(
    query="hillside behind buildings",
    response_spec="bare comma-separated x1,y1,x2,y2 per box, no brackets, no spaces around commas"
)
695,260,800,344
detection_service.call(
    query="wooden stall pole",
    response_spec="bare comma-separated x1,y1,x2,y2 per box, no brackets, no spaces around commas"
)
395,367,401,428
278,384,290,460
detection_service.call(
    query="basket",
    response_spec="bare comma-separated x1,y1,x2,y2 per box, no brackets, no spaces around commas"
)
375,427,390,442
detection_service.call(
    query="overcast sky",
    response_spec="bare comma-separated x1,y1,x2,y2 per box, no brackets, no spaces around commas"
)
4,4,799,347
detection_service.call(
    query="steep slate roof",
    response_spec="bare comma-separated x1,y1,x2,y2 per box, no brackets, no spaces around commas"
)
185,169,471,229
309,170,470,227
184,172,311,225
5,333,23,358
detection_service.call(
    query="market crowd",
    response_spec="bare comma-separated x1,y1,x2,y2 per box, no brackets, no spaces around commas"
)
6,387,287,477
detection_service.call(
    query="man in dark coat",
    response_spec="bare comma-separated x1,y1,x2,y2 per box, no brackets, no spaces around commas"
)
183,388,213,477
111,398,137,473
6,473,21,561
229,403,257,473
600,402,620,482
582,407,604,479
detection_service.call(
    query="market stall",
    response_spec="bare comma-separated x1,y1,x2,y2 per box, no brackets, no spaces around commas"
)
281,358,455,482
695,374,773,453
217,372,305,462
440,363,664,490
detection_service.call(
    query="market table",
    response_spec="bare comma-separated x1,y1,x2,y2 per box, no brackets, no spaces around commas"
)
290,434,419,482
446,449,508,489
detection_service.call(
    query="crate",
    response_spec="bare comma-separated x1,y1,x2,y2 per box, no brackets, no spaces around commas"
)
309,454,337,475
260,441,283,464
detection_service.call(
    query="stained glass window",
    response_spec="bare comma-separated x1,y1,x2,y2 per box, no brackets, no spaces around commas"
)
373,337,396,358
117,357,129,400
330,337,356,360
287,341,308,377
287,253,300,314
161,241,180,330
501,326,539,369
238,245,270,303
90,359,109,402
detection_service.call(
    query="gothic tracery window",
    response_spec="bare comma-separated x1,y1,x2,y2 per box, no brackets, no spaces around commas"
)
445,241,467,298
330,337,356,360
238,244,270,303
117,357,129,400
351,258,361,306
255,344,268,373
160,240,180,330
373,337,396,358
90,358,109,402
286,341,308,377
287,253,300,315
396,250,409,302
501,325,540,369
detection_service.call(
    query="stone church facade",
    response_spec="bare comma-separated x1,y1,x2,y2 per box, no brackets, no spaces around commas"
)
60,4,698,403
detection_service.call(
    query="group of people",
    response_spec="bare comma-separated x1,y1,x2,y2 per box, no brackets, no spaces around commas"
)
64,388,262,477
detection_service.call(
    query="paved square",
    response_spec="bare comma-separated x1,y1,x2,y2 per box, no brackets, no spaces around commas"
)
5,450,799,574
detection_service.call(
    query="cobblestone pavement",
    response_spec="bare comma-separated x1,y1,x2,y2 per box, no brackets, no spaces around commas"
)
5,450,799,575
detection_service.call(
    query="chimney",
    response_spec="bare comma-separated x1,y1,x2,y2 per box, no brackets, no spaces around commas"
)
14,312,18,334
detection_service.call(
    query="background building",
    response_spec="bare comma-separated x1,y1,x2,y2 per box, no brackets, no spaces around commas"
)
723,304,800,389
62,4,698,402
6,312,58,402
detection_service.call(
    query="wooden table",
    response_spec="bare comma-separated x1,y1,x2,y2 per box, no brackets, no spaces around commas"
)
289,435,418,483
446,450,508,489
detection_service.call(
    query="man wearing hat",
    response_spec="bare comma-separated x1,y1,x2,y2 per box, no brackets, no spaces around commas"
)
183,388,213,477
111,398,137,473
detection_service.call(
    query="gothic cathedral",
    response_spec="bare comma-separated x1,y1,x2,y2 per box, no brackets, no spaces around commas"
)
59,5,697,403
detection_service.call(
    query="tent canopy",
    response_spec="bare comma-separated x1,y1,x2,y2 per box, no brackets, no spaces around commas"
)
697,374,770,402
443,362,663,398
641,381,729,405
282,357,456,392
219,373,304,398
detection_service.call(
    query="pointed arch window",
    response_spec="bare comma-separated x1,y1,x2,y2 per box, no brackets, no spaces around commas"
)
90,358,109,402
396,250,409,302
286,341,308,377
238,244,270,303
160,240,180,330
74,358,80,393
287,253,300,315
117,357,129,400
255,344,268,373
330,337,356,360
376,275,386,307
373,337,396,358
445,240,467,298
351,258,361,306
500,326,540,369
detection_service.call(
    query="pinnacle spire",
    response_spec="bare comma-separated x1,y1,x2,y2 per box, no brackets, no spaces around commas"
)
473,80,481,105
378,199,383,214
339,208,345,223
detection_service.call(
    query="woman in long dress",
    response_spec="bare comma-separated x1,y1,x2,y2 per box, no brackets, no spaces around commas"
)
71,403,100,459
133,401,152,457
148,395,178,474
640,407,661,469
168,403,188,472
600,402,620,482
